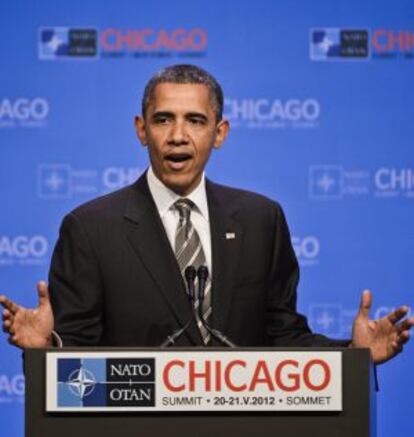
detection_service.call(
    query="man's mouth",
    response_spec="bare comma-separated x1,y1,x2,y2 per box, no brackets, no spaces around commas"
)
165,153,192,162
164,153,193,170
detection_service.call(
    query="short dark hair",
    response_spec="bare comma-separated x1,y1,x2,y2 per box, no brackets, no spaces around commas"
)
142,64,224,121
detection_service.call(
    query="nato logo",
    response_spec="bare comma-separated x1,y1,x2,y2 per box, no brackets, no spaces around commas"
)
38,164,72,199
57,358,155,408
309,166,343,199
58,359,106,407
310,28,369,60
38,28,97,59
309,304,342,337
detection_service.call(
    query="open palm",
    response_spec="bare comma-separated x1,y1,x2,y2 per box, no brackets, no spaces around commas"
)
1,282,54,349
352,290,413,364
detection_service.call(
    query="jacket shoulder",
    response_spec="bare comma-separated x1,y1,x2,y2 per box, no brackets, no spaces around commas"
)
208,180,282,212
66,183,135,222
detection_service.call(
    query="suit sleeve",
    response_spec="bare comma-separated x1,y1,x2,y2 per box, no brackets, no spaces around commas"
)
48,212,104,346
266,204,349,347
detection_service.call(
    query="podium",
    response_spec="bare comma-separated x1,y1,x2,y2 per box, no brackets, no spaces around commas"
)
25,347,376,437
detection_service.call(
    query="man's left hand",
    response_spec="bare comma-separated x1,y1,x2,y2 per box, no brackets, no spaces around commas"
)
351,289,413,364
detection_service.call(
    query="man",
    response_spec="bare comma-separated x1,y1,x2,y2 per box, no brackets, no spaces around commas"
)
1,65,412,363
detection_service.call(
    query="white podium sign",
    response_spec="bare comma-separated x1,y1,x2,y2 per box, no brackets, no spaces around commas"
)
46,350,342,412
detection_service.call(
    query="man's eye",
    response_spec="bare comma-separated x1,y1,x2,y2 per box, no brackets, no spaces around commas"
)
154,117,170,124
189,118,205,125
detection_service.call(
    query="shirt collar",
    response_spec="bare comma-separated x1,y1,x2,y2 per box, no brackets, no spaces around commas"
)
146,166,209,221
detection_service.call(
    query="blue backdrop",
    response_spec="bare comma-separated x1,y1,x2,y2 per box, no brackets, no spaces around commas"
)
1,1,413,435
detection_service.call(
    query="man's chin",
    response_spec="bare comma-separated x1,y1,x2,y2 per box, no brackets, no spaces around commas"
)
161,173,200,196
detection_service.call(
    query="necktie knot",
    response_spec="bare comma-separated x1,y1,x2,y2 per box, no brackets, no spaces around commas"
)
174,198,194,223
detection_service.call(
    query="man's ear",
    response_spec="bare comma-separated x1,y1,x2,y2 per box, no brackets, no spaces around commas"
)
213,119,230,150
135,116,147,146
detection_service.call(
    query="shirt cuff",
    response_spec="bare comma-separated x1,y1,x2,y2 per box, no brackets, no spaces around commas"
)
51,330,63,348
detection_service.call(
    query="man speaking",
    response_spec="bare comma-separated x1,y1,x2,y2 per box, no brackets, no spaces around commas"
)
1,64,412,363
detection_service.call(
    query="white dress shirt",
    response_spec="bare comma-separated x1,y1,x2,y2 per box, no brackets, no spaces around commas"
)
146,166,212,274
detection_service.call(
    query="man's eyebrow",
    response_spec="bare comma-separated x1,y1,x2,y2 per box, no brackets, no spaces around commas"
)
185,112,209,121
152,111,174,119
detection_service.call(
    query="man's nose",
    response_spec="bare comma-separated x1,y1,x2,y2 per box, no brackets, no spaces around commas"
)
168,120,188,145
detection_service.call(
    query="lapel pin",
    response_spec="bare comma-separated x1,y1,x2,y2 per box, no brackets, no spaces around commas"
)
225,232,236,240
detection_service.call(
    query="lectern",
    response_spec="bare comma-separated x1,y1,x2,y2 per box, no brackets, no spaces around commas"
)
25,347,376,437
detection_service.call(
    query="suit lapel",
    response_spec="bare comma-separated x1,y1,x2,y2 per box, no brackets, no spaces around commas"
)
207,181,243,335
123,175,202,345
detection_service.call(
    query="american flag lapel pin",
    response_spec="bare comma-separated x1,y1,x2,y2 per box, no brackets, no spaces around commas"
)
225,232,236,240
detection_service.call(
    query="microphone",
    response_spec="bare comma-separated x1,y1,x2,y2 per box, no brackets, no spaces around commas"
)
196,266,236,348
197,265,208,302
185,266,196,303
160,266,197,347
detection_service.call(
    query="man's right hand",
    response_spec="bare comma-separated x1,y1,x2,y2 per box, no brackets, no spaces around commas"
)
0,281,54,349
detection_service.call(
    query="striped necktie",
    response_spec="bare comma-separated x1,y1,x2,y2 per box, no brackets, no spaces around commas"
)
174,199,211,344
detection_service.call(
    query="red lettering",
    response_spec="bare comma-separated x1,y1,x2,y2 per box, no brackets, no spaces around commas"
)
215,361,222,391
275,360,300,392
401,31,414,51
189,360,211,391
249,360,275,391
140,29,154,49
100,28,207,52
373,30,391,52
397,31,404,51
101,28,120,51
190,28,207,50
172,28,187,50
122,30,135,50
224,360,247,392
153,29,171,49
163,360,185,392
373,30,414,52
303,359,330,391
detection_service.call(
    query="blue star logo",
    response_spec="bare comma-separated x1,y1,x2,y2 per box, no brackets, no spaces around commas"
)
310,28,341,60
67,367,96,398
316,311,335,330
309,166,343,199
45,171,65,191
317,172,336,193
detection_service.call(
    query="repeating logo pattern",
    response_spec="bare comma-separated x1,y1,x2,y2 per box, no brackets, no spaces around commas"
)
310,29,369,60
39,28,97,59
310,28,414,61
309,304,412,338
37,165,143,199
309,304,355,338
0,235,49,267
224,98,320,129
0,98,49,128
38,27,207,60
309,165,414,200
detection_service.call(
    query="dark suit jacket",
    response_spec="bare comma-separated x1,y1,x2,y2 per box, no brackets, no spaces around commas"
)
49,173,348,347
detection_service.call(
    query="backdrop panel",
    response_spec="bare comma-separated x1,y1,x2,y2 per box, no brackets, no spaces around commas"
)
1,1,412,436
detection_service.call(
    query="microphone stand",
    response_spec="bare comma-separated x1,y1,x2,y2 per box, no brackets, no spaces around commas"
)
160,266,197,347
197,266,236,348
